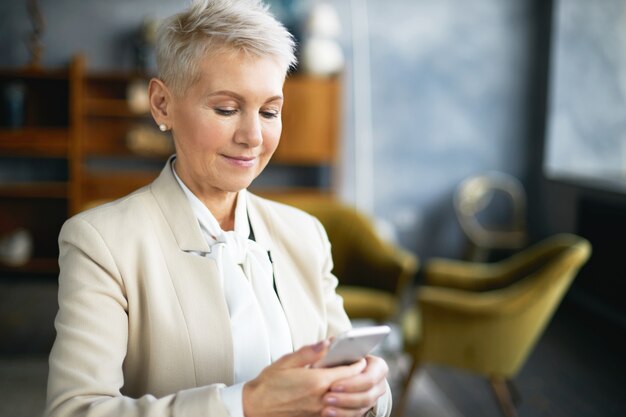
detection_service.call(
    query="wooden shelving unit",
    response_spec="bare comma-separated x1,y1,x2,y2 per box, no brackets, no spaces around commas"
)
0,182,68,199
276,75,339,164
70,64,160,212
0,257,60,275
0,60,76,275
0,55,340,276
0,128,70,156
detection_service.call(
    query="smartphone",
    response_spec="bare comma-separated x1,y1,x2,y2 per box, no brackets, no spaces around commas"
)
313,325,391,368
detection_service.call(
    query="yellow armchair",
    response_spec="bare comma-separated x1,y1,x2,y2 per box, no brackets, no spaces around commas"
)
397,233,591,417
270,195,418,322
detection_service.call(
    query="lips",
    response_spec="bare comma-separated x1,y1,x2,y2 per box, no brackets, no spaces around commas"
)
222,154,257,167
224,154,256,162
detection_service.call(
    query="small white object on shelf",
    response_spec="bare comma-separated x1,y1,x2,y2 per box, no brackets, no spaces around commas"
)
300,3,344,76
0,228,33,267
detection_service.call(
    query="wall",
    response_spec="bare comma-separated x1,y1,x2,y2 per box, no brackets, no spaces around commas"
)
352,0,542,258
0,0,183,70
0,0,549,259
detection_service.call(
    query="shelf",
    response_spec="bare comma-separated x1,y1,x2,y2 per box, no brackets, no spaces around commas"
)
84,98,149,117
79,170,160,208
83,170,160,185
0,257,59,275
0,181,68,199
0,66,69,80
87,71,151,81
0,128,69,157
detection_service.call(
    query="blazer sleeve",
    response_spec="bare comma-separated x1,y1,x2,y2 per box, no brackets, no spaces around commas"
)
313,218,393,417
45,217,230,417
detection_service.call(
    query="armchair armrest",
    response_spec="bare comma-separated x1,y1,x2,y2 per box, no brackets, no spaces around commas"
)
424,258,509,291
417,284,515,316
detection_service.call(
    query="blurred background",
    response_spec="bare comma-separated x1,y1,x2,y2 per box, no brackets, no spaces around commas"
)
0,0,625,416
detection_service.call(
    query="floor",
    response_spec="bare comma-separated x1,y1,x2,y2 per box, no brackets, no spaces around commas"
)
0,356,48,417
1,278,625,417
423,295,626,417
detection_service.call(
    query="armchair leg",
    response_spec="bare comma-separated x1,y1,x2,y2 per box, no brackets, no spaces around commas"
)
392,357,420,417
489,377,519,417
506,379,522,407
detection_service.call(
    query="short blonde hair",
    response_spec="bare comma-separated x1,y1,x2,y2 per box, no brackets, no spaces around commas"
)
156,0,297,96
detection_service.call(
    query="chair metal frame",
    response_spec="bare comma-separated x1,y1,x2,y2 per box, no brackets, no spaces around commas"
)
454,171,527,262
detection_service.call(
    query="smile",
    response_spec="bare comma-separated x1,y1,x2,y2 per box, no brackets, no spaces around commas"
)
222,154,257,168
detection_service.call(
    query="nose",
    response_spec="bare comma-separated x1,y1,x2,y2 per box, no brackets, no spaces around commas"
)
235,112,263,147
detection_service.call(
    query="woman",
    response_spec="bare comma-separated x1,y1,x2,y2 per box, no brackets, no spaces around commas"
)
45,1,391,416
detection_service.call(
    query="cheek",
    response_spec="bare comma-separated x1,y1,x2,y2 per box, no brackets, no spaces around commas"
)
263,122,282,152
180,118,230,151
172,101,213,140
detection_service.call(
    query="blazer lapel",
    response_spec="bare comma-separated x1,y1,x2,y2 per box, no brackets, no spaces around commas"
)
248,195,325,349
149,158,234,385
150,156,210,253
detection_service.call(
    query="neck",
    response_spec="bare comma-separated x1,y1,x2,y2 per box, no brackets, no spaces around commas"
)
173,160,238,231
204,193,237,231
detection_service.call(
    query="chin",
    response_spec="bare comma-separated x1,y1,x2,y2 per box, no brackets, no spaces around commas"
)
221,178,256,193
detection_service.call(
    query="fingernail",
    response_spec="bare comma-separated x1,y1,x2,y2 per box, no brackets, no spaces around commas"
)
325,409,337,417
331,385,344,392
325,396,337,405
313,340,327,352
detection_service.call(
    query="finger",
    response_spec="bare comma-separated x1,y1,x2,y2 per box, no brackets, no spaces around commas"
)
274,340,329,369
321,405,371,417
329,356,388,393
331,374,375,393
323,382,387,410
318,358,367,382
329,369,386,393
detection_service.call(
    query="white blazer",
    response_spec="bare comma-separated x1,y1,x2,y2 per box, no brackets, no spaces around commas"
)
46,160,391,417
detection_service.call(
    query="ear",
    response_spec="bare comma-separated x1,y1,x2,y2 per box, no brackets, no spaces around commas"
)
148,78,173,128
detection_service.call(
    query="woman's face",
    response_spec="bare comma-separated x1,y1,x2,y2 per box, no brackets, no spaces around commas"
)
167,50,285,197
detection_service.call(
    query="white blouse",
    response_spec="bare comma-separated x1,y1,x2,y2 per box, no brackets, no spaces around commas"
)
172,163,292,416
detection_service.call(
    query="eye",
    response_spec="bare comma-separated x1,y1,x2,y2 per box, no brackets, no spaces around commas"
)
260,110,279,119
214,108,238,116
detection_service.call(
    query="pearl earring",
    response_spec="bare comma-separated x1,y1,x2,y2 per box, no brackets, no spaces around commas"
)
159,123,168,132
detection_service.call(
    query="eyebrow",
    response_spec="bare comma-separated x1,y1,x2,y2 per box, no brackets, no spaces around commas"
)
208,90,283,103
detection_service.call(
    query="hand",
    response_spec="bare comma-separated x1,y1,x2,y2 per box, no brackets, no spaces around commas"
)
243,341,367,417
321,355,389,417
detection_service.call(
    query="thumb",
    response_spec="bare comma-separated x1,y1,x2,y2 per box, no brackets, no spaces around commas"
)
275,340,329,369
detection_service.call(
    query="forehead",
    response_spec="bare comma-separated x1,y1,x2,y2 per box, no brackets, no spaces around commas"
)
192,49,286,96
